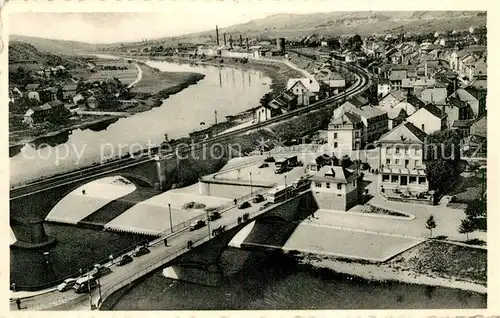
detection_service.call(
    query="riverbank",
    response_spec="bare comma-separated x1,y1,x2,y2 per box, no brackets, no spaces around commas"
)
103,246,486,310
122,54,304,95
297,239,487,294
9,115,121,148
8,59,205,147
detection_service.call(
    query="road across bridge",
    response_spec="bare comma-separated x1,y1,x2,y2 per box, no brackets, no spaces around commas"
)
10,189,315,311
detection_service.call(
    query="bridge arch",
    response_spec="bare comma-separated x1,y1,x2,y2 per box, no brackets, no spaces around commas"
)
42,172,156,220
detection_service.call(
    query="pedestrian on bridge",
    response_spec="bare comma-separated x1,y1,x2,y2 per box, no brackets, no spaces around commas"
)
234,198,237,205
82,189,86,195
163,238,168,247
237,216,242,225
15,298,21,310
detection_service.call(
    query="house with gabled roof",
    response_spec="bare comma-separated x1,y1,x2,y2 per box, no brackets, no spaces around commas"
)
268,90,298,111
327,112,364,151
377,122,429,193
377,95,425,130
440,96,474,128
450,86,486,117
286,77,320,106
407,104,447,134
378,90,406,109
62,84,78,100
310,165,362,211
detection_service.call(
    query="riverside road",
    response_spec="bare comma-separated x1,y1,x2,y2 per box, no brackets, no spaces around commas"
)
10,59,370,201
9,60,371,311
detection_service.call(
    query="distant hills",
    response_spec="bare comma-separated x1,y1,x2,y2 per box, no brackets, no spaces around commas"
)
8,41,88,69
10,35,105,54
157,11,487,43
10,11,487,53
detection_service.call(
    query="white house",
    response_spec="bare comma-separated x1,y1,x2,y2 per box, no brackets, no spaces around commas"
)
407,104,447,134
27,91,40,102
377,79,391,98
310,165,361,211
377,122,429,193
287,78,320,106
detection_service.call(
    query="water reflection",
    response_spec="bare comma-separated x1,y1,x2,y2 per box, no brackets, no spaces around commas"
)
28,131,71,149
10,60,272,185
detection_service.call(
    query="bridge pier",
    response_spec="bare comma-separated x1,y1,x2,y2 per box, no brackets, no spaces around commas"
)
155,155,168,191
162,263,223,287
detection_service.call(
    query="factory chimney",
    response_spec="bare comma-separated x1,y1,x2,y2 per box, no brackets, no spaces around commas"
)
223,33,227,47
239,35,243,48
246,37,249,50
216,25,219,46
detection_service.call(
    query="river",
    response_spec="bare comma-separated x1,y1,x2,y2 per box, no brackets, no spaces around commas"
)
106,248,486,310
10,60,272,185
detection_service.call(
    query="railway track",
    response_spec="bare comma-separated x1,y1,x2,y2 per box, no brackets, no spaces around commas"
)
10,58,372,199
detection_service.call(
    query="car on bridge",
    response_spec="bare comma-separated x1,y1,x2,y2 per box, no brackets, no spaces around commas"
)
57,278,77,292
132,246,150,257
209,211,221,221
90,264,111,278
189,219,206,231
252,194,265,203
238,201,251,209
116,254,133,266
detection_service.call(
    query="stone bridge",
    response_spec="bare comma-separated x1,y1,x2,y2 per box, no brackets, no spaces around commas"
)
9,144,237,242
161,190,318,286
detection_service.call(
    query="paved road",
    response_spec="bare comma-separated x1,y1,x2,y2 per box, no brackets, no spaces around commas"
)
10,59,369,201
127,63,143,89
9,193,276,311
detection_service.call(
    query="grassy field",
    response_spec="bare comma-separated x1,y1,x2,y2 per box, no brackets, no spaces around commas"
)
387,240,487,285
131,62,205,95
86,60,139,85
448,171,486,204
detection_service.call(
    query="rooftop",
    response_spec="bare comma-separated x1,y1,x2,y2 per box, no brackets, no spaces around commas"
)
310,165,357,184
378,122,427,144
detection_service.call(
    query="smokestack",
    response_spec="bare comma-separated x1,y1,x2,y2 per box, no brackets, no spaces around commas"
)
223,33,227,47
239,35,243,48
229,34,233,49
246,37,249,50
216,25,219,46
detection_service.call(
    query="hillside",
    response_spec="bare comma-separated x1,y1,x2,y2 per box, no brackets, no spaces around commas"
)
10,11,487,53
155,11,487,44
10,35,106,54
9,41,88,68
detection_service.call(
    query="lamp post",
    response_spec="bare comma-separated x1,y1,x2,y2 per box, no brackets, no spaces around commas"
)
250,172,253,197
87,271,92,309
285,175,288,200
168,203,173,233
206,209,211,239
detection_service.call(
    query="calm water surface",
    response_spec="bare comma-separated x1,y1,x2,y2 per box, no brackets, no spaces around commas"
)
108,248,486,310
10,60,271,184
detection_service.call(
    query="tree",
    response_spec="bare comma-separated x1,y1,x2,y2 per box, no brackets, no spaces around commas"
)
426,215,436,237
458,218,475,241
260,92,273,108
424,130,462,197
465,198,486,219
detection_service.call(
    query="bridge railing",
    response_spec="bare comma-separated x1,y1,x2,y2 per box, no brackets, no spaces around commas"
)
96,188,308,309
154,186,274,238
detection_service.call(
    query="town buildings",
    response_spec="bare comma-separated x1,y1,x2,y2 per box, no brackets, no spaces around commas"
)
327,112,364,151
287,78,320,106
377,122,429,194
407,104,447,134
310,165,362,211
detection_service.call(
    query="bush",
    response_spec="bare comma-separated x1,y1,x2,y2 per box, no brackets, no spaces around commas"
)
182,202,206,210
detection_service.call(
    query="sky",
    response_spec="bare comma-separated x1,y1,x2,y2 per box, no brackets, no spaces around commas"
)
8,1,343,44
